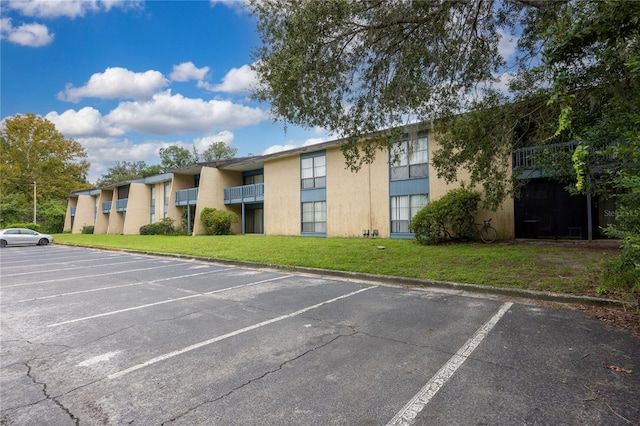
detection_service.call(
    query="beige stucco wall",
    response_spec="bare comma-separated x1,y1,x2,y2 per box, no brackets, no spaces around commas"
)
122,183,150,234
94,190,112,234
64,197,77,232
193,166,243,235
427,132,515,240
264,155,300,236
326,145,390,238
70,194,96,233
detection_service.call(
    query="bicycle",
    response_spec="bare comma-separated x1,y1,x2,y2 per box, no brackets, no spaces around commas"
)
459,218,498,243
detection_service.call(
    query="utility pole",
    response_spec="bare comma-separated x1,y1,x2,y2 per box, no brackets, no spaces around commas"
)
33,180,37,224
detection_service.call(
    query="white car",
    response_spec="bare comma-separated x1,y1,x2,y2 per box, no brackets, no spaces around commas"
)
0,228,54,247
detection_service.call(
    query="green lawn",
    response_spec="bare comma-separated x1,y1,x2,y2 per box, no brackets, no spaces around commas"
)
54,234,620,299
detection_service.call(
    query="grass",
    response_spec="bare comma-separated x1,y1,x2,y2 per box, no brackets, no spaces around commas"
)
53,233,620,299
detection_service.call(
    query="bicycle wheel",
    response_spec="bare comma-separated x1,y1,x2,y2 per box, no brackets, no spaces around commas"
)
480,226,497,243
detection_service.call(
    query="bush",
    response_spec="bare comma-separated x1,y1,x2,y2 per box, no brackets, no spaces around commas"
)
139,217,176,235
81,225,94,234
5,222,41,232
410,186,481,245
200,207,239,235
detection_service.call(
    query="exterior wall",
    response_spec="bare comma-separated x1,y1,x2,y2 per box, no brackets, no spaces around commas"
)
64,197,77,232
107,190,124,234
326,145,390,237
95,190,112,234
70,194,96,233
122,183,151,234
264,155,300,236
427,132,515,240
169,173,195,231
193,166,243,235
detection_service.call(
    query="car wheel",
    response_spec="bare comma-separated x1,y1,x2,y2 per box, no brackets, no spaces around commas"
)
0,240,6,248
38,238,49,246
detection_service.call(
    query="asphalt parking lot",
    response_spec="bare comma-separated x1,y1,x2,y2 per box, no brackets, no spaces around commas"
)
1,244,638,425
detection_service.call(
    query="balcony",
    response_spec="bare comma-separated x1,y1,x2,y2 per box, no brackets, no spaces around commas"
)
175,187,199,206
224,183,264,204
116,198,128,212
70,207,77,216
102,201,112,213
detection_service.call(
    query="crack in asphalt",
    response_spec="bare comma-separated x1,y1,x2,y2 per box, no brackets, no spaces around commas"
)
24,361,80,426
160,333,350,425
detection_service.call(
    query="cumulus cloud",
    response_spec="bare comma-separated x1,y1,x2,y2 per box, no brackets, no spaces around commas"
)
58,67,169,102
170,62,210,82
45,107,124,137
0,17,54,47
498,30,518,63
105,90,269,134
3,0,143,19
263,136,327,155
200,64,259,93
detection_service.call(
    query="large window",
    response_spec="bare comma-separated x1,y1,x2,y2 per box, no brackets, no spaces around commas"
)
301,201,327,234
163,181,170,217
391,194,428,233
390,131,429,181
301,153,326,189
150,186,156,223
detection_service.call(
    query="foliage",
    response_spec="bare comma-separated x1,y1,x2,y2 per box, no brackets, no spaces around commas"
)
0,114,91,223
200,207,239,235
96,161,162,186
4,222,41,232
139,217,176,235
410,186,481,245
81,225,94,234
249,0,567,202
39,200,66,233
201,142,238,162
159,146,199,171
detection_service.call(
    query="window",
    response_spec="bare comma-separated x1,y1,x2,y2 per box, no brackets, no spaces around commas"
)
390,131,429,181
391,194,428,233
301,153,326,189
163,181,170,217
301,201,326,233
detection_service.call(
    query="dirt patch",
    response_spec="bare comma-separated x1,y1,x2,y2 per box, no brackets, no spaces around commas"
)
578,305,640,339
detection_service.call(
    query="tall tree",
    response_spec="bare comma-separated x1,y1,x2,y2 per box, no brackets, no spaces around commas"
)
249,0,630,209
0,113,90,223
201,141,238,162
96,161,162,186
159,145,198,171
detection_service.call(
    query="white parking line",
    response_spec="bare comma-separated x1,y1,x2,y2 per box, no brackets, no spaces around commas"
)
14,269,228,303
386,302,513,426
1,264,177,288
109,286,375,380
47,275,294,327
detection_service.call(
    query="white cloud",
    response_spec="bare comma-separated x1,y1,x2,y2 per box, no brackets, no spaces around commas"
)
58,67,169,102
498,30,518,63
105,90,269,134
3,0,143,19
170,62,210,82
0,17,54,47
45,107,124,137
202,64,259,93
263,136,327,155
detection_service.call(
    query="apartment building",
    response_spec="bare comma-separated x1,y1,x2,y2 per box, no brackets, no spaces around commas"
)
66,123,612,241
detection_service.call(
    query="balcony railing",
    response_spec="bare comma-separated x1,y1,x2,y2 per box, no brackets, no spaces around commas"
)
116,198,128,212
512,141,615,174
102,201,112,213
70,207,77,216
224,183,264,204
175,187,199,206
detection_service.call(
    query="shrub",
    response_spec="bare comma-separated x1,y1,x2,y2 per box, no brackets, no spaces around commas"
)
81,225,94,234
200,207,239,235
410,186,481,245
5,222,41,232
139,217,176,235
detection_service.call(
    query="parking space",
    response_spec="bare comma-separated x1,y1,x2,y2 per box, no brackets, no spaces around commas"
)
1,245,638,425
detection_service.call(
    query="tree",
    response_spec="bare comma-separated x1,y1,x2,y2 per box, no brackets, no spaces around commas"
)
201,141,238,162
159,146,198,171
96,161,162,186
0,113,90,224
248,0,632,209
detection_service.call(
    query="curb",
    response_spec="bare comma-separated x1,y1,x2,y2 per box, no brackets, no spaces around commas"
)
64,243,625,309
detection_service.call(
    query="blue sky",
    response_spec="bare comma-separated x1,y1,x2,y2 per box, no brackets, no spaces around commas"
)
1,0,329,184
